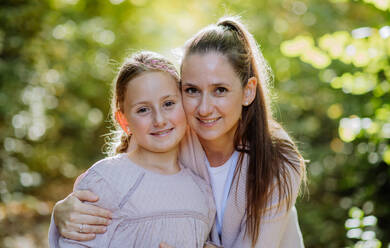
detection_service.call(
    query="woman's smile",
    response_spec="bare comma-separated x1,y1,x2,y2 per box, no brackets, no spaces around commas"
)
197,117,221,126
181,52,244,142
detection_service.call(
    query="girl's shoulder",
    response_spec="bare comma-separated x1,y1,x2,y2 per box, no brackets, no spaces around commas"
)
181,167,215,203
78,153,144,195
88,153,132,173
180,167,216,221
181,166,209,189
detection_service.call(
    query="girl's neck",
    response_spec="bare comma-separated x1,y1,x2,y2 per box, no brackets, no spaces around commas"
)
128,146,180,175
199,132,236,168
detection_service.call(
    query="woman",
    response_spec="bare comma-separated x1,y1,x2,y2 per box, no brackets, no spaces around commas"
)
50,16,306,247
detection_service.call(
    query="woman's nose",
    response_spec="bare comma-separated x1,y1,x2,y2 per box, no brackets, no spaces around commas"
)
198,94,213,117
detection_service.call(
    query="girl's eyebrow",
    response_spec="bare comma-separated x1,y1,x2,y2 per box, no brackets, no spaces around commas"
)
181,82,230,87
161,94,179,100
131,95,179,107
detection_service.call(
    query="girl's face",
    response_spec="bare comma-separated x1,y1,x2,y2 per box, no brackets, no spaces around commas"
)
181,52,245,144
122,71,187,153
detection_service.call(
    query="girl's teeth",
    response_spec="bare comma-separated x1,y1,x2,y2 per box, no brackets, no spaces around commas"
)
154,129,171,135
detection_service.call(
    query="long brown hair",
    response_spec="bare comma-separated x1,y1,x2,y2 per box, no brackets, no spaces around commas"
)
108,51,179,155
182,16,306,245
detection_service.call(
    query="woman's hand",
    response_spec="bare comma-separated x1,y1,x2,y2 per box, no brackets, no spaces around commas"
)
159,242,174,248
158,242,219,248
53,190,112,241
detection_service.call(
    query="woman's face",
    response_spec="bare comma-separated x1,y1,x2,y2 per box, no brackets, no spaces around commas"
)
181,52,245,144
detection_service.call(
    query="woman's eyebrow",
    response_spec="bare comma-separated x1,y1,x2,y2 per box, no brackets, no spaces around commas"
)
181,82,230,87
211,82,230,87
181,82,196,87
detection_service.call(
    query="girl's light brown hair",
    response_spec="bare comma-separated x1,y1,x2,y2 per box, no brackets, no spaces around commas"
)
182,16,306,245
108,51,179,155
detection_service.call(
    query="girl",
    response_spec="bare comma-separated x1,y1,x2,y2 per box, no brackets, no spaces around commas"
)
49,51,216,247
51,16,306,247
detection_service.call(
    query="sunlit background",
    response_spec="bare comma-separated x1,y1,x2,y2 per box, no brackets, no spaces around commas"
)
0,0,389,247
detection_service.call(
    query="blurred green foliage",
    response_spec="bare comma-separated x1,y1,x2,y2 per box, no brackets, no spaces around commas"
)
0,0,389,247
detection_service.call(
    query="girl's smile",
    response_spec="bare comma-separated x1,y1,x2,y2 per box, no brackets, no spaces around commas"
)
123,71,187,153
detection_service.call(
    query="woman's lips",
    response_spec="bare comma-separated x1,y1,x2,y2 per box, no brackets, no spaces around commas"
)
150,128,174,136
197,117,221,127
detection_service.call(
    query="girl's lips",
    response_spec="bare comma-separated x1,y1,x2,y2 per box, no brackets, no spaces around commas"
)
150,128,174,136
197,117,221,126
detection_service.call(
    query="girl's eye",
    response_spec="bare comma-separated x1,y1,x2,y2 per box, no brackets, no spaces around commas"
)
136,107,149,114
215,87,228,95
163,101,175,108
184,87,199,95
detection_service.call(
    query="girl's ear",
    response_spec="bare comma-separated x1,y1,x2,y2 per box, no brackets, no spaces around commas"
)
115,111,131,135
242,77,257,106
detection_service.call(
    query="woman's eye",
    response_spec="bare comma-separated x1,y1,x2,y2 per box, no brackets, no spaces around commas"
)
215,87,228,95
164,101,175,108
184,87,199,95
136,107,149,114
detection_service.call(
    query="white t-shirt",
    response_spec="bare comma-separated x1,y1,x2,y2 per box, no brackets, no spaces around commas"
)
206,151,239,234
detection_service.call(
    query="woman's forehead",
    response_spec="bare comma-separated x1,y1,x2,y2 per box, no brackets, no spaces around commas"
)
181,53,241,87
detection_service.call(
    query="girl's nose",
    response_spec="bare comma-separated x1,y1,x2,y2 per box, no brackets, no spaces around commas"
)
153,109,167,127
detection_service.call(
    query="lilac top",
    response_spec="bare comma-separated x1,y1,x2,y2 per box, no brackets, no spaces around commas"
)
49,153,216,248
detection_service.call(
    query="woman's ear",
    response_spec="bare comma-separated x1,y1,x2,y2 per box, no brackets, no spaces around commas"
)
242,77,257,106
115,111,131,135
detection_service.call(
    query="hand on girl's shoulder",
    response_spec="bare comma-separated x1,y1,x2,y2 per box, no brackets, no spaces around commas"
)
72,154,141,210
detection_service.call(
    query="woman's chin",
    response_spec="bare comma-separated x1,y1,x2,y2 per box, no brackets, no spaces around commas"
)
196,131,223,143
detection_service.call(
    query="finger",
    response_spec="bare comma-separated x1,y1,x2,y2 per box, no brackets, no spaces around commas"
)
64,221,107,235
81,224,107,234
62,231,96,241
73,190,99,202
74,214,112,226
78,202,112,219
159,242,173,248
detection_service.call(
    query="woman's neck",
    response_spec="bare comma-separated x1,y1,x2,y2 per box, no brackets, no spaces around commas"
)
128,146,180,175
199,133,235,168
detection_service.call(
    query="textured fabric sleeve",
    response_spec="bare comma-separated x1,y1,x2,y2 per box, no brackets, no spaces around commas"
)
48,211,61,248
232,158,304,248
73,171,87,190
57,169,121,248
187,169,216,233
48,171,88,248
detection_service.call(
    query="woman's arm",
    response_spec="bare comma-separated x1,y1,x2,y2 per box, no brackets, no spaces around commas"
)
50,169,119,247
52,190,112,241
231,206,303,248
232,158,305,248
158,242,220,248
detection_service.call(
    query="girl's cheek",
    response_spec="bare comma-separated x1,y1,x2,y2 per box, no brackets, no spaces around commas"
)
174,106,187,125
